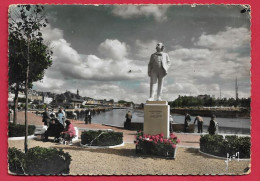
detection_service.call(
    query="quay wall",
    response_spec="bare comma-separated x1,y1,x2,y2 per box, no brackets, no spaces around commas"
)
171,108,250,118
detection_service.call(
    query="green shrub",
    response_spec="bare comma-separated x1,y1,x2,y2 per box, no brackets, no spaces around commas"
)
81,130,123,146
200,134,251,158
8,146,71,175
8,148,25,174
8,123,36,137
200,134,224,155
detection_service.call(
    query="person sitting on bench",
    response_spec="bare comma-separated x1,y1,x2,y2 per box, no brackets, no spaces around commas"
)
43,119,64,142
60,120,76,145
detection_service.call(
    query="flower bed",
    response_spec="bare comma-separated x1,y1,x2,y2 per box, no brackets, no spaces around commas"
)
81,130,123,146
8,123,36,137
8,146,72,175
200,134,251,158
135,131,180,158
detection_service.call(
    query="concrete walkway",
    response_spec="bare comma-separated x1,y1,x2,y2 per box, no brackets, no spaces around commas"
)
16,112,249,148
10,112,250,175
16,112,202,147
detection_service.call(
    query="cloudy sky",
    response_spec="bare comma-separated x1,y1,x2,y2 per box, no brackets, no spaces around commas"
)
27,5,250,104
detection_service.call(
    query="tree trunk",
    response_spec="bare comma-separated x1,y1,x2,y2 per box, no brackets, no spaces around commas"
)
13,83,19,124
24,37,30,153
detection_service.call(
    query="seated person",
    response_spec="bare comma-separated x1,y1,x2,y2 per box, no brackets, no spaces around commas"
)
60,120,76,144
43,119,64,142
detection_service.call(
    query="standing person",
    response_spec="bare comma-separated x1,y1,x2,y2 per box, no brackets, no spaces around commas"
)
169,115,174,133
184,113,191,132
50,108,56,119
8,107,13,123
84,109,89,124
42,107,50,126
72,110,77,120
208,114,217,135
84,109,92,124
87,109,92,124
147,42,171,101
124,111,132,129
57,109,65,126
61,107,66,121
194,115,204,133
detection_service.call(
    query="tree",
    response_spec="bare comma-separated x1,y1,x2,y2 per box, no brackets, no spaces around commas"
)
9,5,52,152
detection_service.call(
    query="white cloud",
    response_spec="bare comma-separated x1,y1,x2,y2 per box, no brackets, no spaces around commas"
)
50,39,81,65
33,76,65,93
135,40,158,58
36,26,147,103
41,26,146,81
42,25,63,42
162,27,251,100
168,48,211,62
195,27,250,50
112,5,170,21
98,39,129,60
35,25,250,103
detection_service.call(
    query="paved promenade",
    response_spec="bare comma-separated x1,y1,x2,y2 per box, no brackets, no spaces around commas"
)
8,112,250,175
15,112,201,147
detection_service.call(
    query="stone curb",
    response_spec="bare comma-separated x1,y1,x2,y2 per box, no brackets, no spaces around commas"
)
8,135,36,141
80,142,125,149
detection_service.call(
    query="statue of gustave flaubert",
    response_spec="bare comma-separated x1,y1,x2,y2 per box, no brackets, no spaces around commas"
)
148,43,171,101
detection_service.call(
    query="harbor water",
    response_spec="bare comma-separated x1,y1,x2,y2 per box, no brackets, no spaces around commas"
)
79,109,251,135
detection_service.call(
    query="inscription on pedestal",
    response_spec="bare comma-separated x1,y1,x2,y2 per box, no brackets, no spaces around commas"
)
148,110,163,120
144,101,170,138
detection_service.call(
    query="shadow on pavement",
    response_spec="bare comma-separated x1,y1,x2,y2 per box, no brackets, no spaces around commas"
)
48,141,169,160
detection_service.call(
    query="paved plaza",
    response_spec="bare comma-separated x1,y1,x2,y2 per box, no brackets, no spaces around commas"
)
7,112,250,175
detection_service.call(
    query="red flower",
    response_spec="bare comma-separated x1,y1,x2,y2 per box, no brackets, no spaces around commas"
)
160,133,164,138
170,133,176,139
139,136,142,139
160,138,163,143
155,137,159,142
144,134,147,138
172,144,176,148
164,139,168,143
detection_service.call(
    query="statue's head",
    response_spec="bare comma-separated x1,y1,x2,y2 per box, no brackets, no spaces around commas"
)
156,42,164,52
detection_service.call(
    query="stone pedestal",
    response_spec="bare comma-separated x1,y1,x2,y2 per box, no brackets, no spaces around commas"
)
144,101,170,138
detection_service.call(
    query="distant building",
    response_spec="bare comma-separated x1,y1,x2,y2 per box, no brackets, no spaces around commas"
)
95,99,105,105
42,92,53,104
28,89,42,102
105,99,114,106
52,91,84,108
83,97,95,105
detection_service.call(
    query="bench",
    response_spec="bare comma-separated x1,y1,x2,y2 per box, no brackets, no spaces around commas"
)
34,125,48,139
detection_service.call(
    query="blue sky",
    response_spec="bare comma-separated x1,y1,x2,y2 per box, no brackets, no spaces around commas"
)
22,5,251,103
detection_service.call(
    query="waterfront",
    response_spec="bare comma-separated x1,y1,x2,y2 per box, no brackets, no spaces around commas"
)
79,109,251,135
